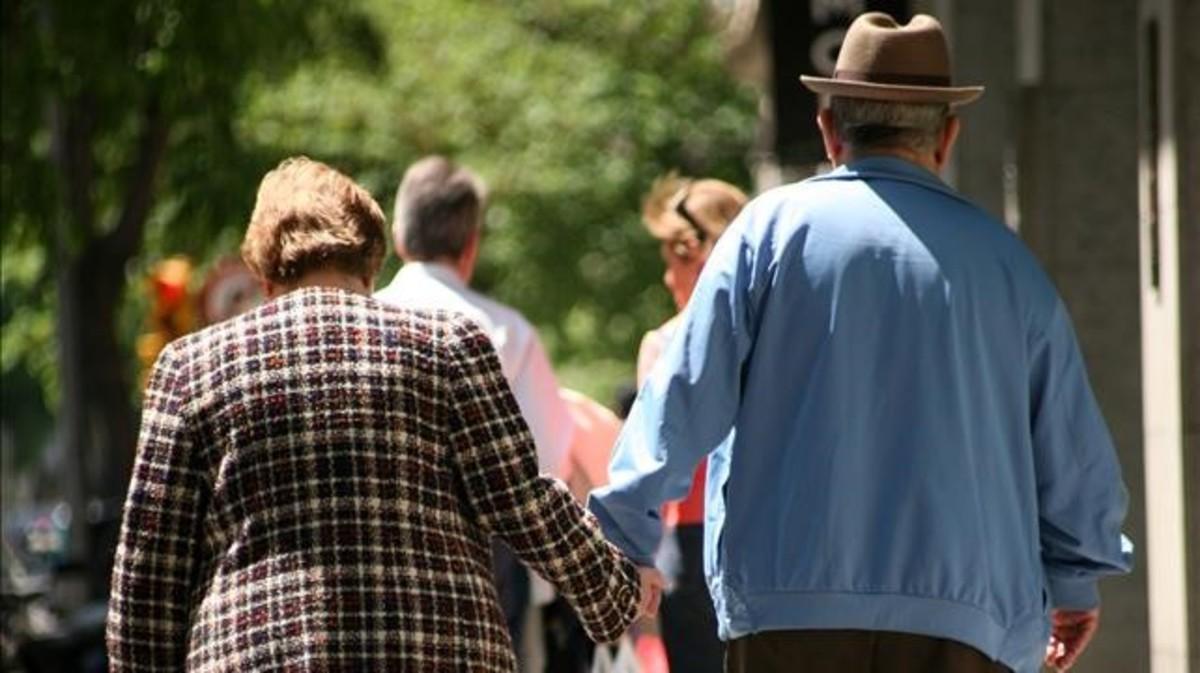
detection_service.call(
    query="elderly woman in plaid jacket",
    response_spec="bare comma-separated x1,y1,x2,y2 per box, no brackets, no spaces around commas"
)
107,157,660,672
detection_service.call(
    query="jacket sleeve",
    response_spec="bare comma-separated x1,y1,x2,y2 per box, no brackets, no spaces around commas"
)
588,223,762,566
1030,299,1134,609
107,342,209,671
443,316,641,643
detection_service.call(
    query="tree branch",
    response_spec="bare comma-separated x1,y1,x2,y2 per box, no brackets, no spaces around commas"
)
49,92,97,245
101,94,170,264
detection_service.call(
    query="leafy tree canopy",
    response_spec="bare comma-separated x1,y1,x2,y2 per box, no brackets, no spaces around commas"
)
1,0,757,476
240,0,758,399
1,0,384,473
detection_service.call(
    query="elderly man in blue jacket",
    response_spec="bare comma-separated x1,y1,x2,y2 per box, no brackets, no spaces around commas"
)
589,12,1131,673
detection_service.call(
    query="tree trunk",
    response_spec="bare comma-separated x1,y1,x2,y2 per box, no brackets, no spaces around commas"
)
53,244,136,596
50,91,169,598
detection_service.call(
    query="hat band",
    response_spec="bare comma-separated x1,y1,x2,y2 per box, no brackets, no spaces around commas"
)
833,69,952,87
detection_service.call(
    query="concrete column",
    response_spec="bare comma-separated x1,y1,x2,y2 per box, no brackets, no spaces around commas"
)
1173,0,1200,667
1003,0,1152,670
938,1,1015,221
1138,1,1191,670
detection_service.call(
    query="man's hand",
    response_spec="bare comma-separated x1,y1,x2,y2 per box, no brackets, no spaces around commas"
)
638,567,665,617
1044,607,1100,671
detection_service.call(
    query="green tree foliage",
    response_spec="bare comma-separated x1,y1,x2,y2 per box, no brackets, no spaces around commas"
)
1,0,383,592
1,0,756,515
240,0,758,400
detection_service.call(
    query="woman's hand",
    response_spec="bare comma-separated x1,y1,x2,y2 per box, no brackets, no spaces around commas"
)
638,567,666,618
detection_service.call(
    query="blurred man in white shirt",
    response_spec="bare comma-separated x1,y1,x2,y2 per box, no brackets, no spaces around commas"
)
375,156,575,661
376,156,573,476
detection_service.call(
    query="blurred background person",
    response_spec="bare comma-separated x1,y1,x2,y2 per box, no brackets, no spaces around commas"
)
635,174,748,673
375,156,576,669
107,156,654,672
560,389,622,507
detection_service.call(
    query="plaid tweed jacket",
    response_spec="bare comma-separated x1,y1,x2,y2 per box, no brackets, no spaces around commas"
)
107,287,641,672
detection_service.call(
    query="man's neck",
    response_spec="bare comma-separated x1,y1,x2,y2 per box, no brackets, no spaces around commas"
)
842,147,940,174
404,256,471,285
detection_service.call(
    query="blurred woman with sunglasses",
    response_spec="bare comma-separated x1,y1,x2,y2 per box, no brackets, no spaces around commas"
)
635,174,748,673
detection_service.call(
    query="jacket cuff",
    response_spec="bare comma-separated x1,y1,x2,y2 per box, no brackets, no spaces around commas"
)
586,556,642,644
1047,576,1100,609
587,495,657,567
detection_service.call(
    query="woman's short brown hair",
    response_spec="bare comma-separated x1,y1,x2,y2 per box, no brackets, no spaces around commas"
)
241,156,387,285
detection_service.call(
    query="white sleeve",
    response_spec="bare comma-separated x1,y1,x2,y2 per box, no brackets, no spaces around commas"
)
508,332,574,479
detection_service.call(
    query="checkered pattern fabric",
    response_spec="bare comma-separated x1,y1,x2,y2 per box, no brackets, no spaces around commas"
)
107,287,641,672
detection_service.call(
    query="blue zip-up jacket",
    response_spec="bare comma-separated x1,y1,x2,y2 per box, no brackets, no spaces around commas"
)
588,157,1132,673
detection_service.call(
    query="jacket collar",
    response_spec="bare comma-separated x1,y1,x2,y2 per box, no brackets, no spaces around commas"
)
386,260,466,292
810,156,964,203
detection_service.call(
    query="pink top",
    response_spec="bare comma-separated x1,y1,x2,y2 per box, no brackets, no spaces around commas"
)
560,388,622,502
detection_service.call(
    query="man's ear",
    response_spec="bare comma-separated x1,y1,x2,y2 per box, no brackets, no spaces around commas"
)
817,108,844,166
457,227,481,284
935,115,961,170
393,231,408,260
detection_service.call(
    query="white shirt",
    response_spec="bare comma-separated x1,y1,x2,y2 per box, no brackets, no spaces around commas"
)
376,262,573,478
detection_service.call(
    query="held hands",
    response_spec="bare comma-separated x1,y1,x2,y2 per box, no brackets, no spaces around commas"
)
1044,608,1100,671
637,567,665,618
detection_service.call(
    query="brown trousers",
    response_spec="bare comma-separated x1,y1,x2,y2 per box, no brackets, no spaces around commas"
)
725,629,1012,673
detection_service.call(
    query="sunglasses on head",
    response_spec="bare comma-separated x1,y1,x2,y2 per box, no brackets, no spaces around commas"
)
670,181,708,247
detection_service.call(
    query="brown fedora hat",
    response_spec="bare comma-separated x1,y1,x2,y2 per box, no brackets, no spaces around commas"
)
800,12,983,106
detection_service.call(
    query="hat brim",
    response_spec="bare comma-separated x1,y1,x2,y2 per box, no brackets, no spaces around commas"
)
800,75,984,106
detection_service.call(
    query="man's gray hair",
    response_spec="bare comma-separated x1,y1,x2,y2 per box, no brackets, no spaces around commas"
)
830,97,950,154
393,156,487,262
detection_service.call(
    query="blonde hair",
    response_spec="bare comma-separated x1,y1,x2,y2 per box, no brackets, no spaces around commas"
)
241,156,387,284
642,173,748,254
